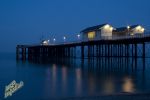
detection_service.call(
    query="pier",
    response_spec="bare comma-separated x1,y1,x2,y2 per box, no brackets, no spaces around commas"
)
16,34,150,61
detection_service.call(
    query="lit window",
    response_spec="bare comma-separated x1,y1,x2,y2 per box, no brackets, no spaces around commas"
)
88,31,95,39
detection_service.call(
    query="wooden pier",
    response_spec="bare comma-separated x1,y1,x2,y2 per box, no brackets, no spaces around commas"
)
16,35,150,61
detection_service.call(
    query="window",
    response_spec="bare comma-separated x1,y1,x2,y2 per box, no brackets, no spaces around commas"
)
88,31,95,39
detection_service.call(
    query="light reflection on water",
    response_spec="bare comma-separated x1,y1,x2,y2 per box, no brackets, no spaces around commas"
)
1,54,150,99
28,57,147,98
75,68,82,95
122,77,135,93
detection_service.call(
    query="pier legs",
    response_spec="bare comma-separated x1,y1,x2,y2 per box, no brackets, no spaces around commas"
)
81,46,84,59
16,47,19,60
16,42,147,61
143,43,145,58
135,44,137,57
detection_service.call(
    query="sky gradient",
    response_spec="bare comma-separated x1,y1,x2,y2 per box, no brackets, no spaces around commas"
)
0,0,150,52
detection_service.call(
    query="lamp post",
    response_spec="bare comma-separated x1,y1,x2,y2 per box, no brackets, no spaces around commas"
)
77,34,80,39
127,26,130,36
63,36,66,42
47,40,50,45
77,34,80,40
53,38,56,44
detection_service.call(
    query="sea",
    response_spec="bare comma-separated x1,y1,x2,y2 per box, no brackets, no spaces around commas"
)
1,51,150,100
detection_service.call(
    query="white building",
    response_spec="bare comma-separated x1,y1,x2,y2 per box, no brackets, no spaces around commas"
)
113,25,145,36
81,24,114,40
129,25,145,35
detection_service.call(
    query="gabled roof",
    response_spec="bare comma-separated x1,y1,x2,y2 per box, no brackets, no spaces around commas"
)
130,25,140,29
113,25,141,32
81,23,108,33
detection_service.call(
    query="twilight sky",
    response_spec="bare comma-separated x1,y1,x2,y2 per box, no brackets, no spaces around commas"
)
0,0,150,52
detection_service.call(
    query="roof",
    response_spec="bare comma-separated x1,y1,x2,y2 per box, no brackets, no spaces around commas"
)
113,25,141,32
81,23,108,33
130,25,139,29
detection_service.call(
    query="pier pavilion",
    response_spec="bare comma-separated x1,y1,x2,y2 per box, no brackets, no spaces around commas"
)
113,25,145,36
81,24,114,40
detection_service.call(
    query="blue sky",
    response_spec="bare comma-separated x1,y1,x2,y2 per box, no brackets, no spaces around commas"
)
0,0,150,52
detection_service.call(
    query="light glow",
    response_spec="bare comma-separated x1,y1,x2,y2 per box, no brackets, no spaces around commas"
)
103,24,113,31
136,25,142,30
122,78,134,93
43,41,47,44
77,34,80,38
130,33,134,36
104,24,110,29
141,28,145,32
63,36,66,40
127,26,130,29
42,40,49,45
110,27,113,30
88,31,95,39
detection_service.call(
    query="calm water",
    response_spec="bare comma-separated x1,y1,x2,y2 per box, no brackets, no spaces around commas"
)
1,53,150,100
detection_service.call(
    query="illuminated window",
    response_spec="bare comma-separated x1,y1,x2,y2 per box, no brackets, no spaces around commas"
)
88,31,95,39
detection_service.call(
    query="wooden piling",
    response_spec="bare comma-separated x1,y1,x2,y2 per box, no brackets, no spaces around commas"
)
143,43,145,58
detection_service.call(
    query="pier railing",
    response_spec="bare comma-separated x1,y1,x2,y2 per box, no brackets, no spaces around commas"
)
50,33,150,45
17,33,150,47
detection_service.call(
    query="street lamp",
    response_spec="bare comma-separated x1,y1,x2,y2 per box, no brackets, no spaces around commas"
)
127,26,130,35
63,36,66,41
47,40,50,45
77,34,80,39
63,36,66,44
53,38,56,42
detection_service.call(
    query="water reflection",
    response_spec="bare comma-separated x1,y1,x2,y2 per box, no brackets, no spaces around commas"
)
52,64,57,95
62,66,67,94
16,57,146,98
122,77,135,93
75,68,82,95
88,74,96,94
103,79,115,94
